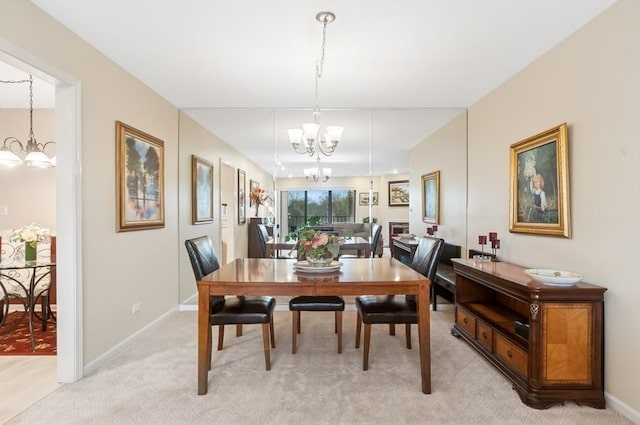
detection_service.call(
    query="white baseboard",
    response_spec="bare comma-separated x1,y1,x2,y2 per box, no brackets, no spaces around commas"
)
605,392,640,424
83,307,177,376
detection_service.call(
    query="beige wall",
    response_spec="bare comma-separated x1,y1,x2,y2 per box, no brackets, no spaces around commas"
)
467,0,638,415
178,112,272,303
1,0,180,363
409,111,467,247
0,109,56,230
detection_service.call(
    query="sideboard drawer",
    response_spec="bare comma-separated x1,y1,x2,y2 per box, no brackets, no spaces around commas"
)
476,320,493,351
495,334,528,378
456,307,476,337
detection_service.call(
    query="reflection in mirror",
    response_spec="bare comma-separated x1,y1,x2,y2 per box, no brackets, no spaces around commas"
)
180,107,466,268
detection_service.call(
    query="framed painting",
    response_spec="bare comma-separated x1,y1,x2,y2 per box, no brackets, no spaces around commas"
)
509,122,570,237
388,180,409,207
238,168,246,224
421,170,440,224
116,121,165,232
191,155,214,224
249,179,260,206
359,192,379,206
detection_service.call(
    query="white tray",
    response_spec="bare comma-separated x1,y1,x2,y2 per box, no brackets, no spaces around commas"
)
293,260,343,273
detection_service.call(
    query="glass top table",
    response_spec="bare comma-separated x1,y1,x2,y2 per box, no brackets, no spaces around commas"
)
0,259,56,351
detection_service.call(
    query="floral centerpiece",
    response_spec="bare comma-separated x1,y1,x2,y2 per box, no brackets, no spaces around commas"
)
10,223,50,261
249,187,271,217
295,229,343,266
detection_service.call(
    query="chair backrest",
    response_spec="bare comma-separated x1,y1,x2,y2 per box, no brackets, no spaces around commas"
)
256,224,270,258
185,236,220,281
370,223,382,257
410,236,445,281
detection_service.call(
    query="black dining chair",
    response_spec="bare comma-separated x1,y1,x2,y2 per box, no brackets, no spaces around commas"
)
185,235,276,370
354,236,444,370
369,223,383,257
288,245,345,354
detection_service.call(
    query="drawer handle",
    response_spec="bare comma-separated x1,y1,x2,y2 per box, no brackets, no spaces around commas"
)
463,318,468,324
507,349,513,358
481,331,488,339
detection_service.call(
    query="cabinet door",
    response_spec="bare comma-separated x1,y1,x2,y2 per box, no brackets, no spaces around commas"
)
540,303,594,385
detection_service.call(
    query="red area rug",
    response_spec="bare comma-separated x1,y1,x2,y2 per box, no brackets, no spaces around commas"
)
0,311,57,355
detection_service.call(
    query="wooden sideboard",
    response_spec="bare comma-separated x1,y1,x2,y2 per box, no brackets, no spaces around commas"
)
247,217,273,258
451,258,606,409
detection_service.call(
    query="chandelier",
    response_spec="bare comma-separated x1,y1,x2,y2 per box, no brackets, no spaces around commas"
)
304,156,332,183
0,75,56,168
287,11,343,158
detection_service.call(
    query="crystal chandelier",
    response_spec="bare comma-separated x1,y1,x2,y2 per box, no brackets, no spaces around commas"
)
287,11,343,159
304,156,332,183
0,75,56,168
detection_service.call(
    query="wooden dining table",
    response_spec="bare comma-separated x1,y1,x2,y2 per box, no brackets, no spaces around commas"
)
196,257,432,395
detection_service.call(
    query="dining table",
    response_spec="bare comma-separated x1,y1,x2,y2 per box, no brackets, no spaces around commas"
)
0,258,56,351
196,257,432,395
265,235,372,259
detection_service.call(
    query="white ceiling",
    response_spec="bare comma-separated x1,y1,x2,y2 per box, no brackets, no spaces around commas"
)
4,0,617,177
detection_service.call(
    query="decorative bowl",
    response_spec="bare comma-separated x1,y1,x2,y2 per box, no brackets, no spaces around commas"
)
523,269,583,286
397,233,416,240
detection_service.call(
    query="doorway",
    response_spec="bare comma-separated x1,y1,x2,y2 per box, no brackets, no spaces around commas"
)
0,42,82,383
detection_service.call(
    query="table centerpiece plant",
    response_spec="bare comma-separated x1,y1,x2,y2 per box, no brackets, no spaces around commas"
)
295,229,343,266
10,223,50,262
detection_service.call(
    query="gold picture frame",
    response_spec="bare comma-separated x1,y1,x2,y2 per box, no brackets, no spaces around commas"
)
116,121,165,232
509,123,570,237
191,155,214,224
421,170,440,224
388,180,409,206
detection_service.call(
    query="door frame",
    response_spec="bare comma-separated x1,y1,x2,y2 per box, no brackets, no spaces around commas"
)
0,41,83,382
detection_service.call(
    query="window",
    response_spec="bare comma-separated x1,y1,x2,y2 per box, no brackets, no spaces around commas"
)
286,189,355,231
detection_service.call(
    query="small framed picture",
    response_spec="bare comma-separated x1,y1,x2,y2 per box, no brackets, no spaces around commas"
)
238,169,246,224
421,171,440,224
509,123,570,237
116,121,165,232
191,155,214,224
388,180,409,207
359,192,379,206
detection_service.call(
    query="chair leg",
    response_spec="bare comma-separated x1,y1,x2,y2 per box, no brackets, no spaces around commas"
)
297,312,301,334
261,323,271,371
389,323,396,336
217,324,225,351
292,311,299,354
405,323,412,349
355,312,362,349
336,311,343,354
207,326,213,371
41,295,49,331
270,316,275,348
334,311,338,334
363,323,371,371
236,324,243,337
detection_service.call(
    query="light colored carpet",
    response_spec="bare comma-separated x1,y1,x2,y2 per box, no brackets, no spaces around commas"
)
6,306,632,425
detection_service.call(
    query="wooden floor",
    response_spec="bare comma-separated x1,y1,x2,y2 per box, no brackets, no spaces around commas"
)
0,356,59,424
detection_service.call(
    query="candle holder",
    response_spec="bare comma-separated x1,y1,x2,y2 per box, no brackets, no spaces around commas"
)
491,238,500,262
476,235,490,261
427,225,438,237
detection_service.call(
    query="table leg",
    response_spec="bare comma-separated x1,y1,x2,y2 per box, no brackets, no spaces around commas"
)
417,278,432,394
198,284,211,395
